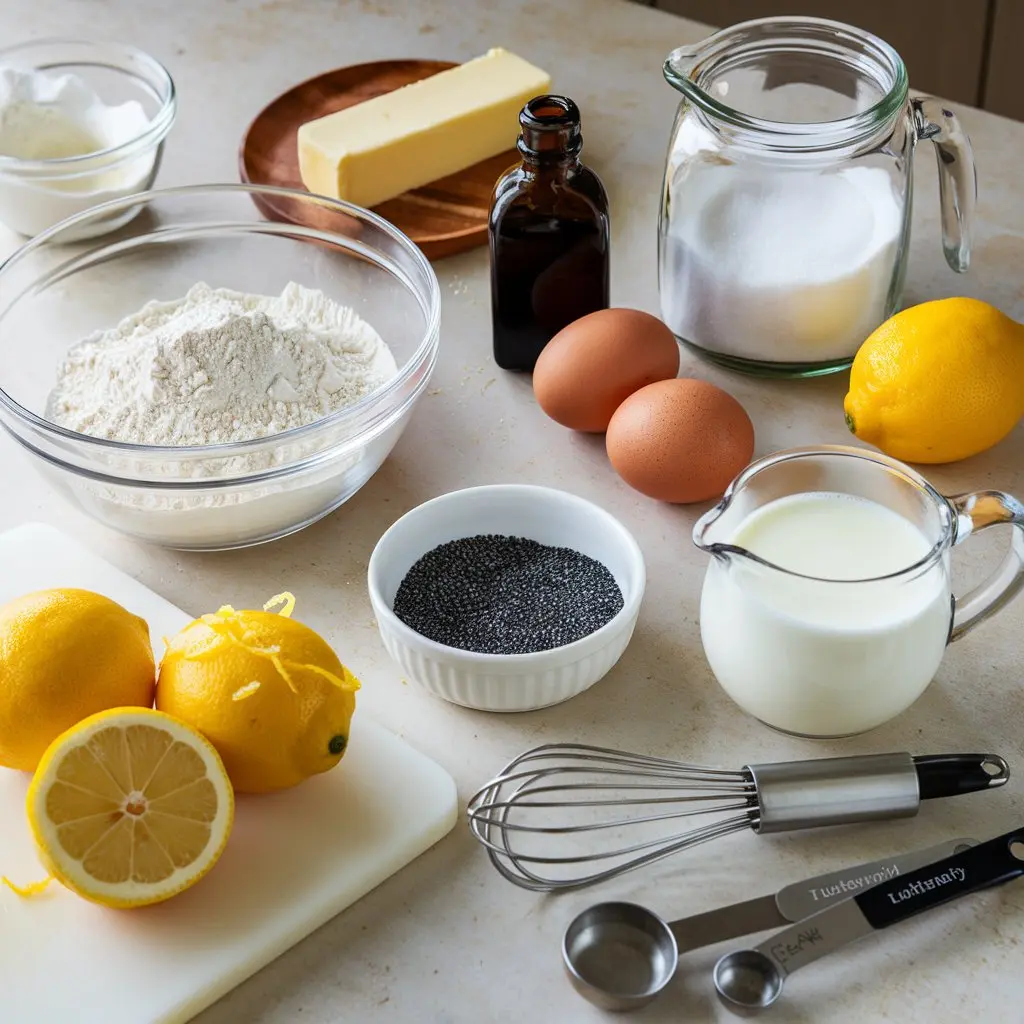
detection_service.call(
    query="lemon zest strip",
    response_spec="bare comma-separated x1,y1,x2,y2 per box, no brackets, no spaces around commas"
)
250,644,281,656
268,653,298,694
300,662,361,693
175,593,357,699
2,874,53,897
263,592,296,618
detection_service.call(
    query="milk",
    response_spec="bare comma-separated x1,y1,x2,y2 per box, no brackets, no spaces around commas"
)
659,162,904,364
699,492,952,736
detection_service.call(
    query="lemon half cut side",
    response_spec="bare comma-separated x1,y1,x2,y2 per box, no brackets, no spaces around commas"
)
26,707,234,909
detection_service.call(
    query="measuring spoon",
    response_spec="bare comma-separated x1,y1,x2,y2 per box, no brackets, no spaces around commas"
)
713,827,1024,1014
562,838,975,1011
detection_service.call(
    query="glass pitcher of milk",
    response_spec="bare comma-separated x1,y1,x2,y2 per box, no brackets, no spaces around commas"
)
693,446,1024,738
659,16,976,377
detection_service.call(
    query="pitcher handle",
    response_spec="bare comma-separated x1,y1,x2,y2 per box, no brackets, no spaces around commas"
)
912,97,977,274
948,490,1024,642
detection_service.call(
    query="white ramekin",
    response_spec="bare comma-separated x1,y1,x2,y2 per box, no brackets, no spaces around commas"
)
367,484,646,712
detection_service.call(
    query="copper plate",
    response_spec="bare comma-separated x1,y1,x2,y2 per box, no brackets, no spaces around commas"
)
239,59,517,260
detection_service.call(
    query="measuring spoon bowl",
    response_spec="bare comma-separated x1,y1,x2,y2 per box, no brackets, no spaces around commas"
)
713,950,784,1014
562,901,678,1011
562,838,981,1012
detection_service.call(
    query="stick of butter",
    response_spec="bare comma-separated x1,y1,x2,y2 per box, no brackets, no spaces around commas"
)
297,48,551,209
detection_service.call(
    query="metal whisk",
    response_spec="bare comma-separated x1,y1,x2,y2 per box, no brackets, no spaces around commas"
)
467,743,1009,892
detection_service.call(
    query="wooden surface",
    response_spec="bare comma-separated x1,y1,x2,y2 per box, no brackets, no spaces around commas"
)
239,59,516,260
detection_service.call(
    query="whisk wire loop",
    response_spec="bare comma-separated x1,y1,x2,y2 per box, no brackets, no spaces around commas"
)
466,742,762,891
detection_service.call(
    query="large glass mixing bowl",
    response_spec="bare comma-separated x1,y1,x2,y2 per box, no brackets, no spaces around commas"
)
0,184,441,550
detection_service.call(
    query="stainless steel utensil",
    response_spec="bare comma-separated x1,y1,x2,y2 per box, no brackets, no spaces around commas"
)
713,827,1024,1014
562,838,977,1012
467,743,1009,891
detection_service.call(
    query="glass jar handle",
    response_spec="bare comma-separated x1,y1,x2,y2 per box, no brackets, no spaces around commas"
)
948,490,1024,641
912,97,977,273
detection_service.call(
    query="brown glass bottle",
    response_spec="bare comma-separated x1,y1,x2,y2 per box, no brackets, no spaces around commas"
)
489,95,610,372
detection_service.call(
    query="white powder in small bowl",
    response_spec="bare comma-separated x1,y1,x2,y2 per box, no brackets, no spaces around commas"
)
0,67,158,237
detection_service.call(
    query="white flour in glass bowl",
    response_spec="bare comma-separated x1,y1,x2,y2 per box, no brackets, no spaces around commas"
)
46,281,399,546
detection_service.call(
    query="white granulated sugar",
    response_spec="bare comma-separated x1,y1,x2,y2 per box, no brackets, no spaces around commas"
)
0,67,149,161
659,161,903,364
50,281,398,446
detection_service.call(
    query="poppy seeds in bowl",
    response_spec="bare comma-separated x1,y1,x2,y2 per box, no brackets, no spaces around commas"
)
392,534,624,655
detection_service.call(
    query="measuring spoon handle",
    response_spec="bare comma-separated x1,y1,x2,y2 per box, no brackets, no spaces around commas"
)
669,838,975,954
855,827,1024,929
773,837,977,922
750,828,1024,982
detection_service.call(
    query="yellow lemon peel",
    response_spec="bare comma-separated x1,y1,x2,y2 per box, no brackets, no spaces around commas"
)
169,595,357,698
302,660,359,692
0,589,156,773
157,593,359,793
264,592,296,618
844,297,1024,464
2,874,53,897
268,652,299,694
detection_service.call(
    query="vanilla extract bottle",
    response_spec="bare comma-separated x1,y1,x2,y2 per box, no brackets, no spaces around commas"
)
488,95,610,372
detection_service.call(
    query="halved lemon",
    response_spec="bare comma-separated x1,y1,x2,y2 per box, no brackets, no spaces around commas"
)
26,707,234,909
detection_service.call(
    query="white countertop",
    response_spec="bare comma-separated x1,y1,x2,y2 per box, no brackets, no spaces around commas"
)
2,1,1024,1021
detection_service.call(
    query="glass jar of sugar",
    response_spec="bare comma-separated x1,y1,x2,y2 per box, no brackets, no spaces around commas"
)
658,16,976,377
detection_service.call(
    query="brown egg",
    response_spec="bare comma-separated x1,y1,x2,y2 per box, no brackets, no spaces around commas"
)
532,308,680,433
606,378,755,504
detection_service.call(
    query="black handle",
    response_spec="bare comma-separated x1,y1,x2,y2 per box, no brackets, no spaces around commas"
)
913,753,1010,800
856,827,1024,929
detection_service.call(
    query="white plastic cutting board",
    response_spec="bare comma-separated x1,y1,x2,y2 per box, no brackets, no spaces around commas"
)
0,523,458,1024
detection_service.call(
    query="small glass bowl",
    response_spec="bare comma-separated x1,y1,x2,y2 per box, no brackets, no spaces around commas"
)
0,183,441,550
0,38,176,238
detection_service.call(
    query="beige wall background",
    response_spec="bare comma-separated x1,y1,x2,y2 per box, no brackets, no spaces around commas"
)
632,0,1023,121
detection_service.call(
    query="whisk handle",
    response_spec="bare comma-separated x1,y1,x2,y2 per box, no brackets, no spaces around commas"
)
913,754,1010,800
749,751,1009,835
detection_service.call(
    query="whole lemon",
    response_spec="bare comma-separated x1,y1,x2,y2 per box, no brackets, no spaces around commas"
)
156,593,359,794
845,297,1024,464
0,588,155,772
